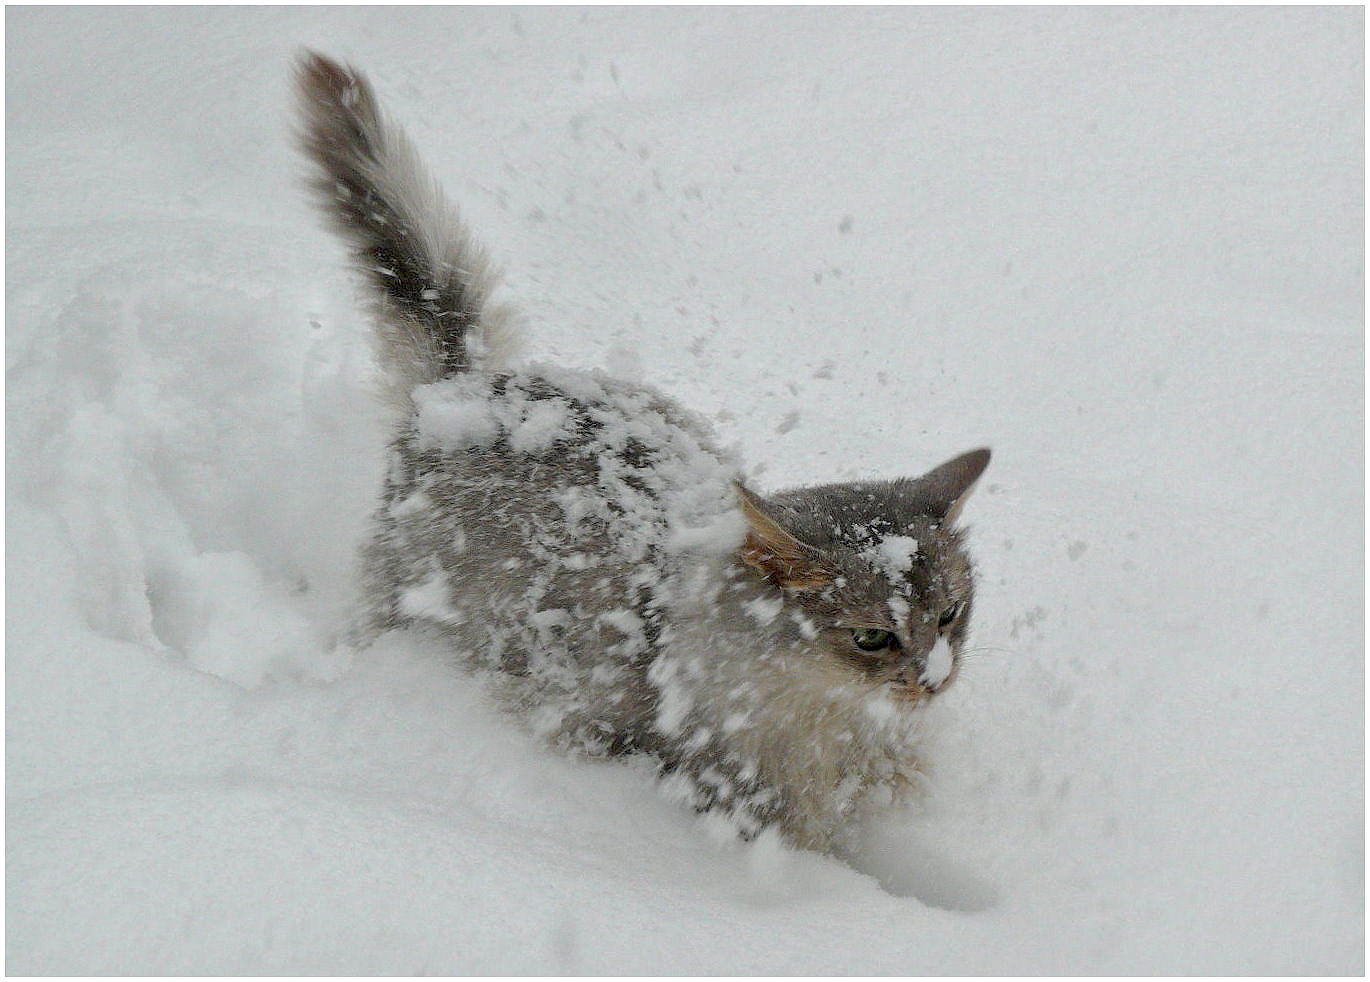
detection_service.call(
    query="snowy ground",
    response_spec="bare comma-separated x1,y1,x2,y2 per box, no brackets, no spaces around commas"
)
7,7,1363,974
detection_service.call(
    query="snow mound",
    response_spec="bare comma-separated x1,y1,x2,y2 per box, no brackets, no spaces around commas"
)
7,7,1361,974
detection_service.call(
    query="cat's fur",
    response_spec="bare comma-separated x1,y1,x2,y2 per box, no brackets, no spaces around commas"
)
296,52,990,852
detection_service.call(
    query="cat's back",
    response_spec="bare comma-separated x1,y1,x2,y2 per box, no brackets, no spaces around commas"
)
364,364,744,745
394,363,739,539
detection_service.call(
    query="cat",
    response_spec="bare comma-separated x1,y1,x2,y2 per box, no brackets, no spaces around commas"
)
296,51,990,852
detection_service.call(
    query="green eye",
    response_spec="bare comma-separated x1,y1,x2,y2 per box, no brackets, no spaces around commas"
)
852,628,896,651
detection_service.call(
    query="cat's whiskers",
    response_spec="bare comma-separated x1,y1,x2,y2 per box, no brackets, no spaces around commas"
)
959,643,1023,660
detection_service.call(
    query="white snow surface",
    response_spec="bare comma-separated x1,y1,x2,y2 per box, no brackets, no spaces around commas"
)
7,7,1363,974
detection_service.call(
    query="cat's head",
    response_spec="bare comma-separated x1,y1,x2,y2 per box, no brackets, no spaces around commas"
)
736,448,990,702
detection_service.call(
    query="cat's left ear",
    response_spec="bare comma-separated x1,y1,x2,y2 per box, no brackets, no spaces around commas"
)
910,448,991,524
734,483,836,591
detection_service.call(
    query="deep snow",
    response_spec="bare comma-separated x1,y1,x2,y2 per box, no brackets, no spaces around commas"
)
7,6,1363,974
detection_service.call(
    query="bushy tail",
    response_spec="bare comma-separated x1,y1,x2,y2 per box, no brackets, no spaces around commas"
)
295,51,515,400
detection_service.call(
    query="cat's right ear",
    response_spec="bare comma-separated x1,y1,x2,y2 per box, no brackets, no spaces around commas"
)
735,483,835,591
910,448,991,525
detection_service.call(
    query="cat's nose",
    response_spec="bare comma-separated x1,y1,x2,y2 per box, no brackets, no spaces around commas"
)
917,635,954,691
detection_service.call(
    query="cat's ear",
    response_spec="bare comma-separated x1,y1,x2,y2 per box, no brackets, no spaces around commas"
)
910,448,991,524
735,483,835,591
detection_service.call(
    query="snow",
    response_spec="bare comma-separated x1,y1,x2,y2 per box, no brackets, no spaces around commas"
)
7,6,1362,975
743,594,786,626
396,568,466,627
870,533,920,578
413,378,505,450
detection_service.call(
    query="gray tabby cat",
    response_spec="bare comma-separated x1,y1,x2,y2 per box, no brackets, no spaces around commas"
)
297,52,990,852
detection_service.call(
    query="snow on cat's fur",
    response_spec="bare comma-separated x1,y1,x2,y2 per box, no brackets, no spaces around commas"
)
297,51,989,850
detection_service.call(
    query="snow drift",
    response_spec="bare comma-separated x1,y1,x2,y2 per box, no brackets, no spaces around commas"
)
7,7,1363,974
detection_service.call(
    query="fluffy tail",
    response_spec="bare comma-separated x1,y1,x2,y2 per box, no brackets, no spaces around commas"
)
295,51,515,400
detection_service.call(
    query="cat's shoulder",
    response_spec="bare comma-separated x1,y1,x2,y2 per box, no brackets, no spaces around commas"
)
407,363,731,463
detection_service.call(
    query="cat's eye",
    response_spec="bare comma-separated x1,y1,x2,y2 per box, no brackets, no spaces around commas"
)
852,628,896,651
938,602,963,629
